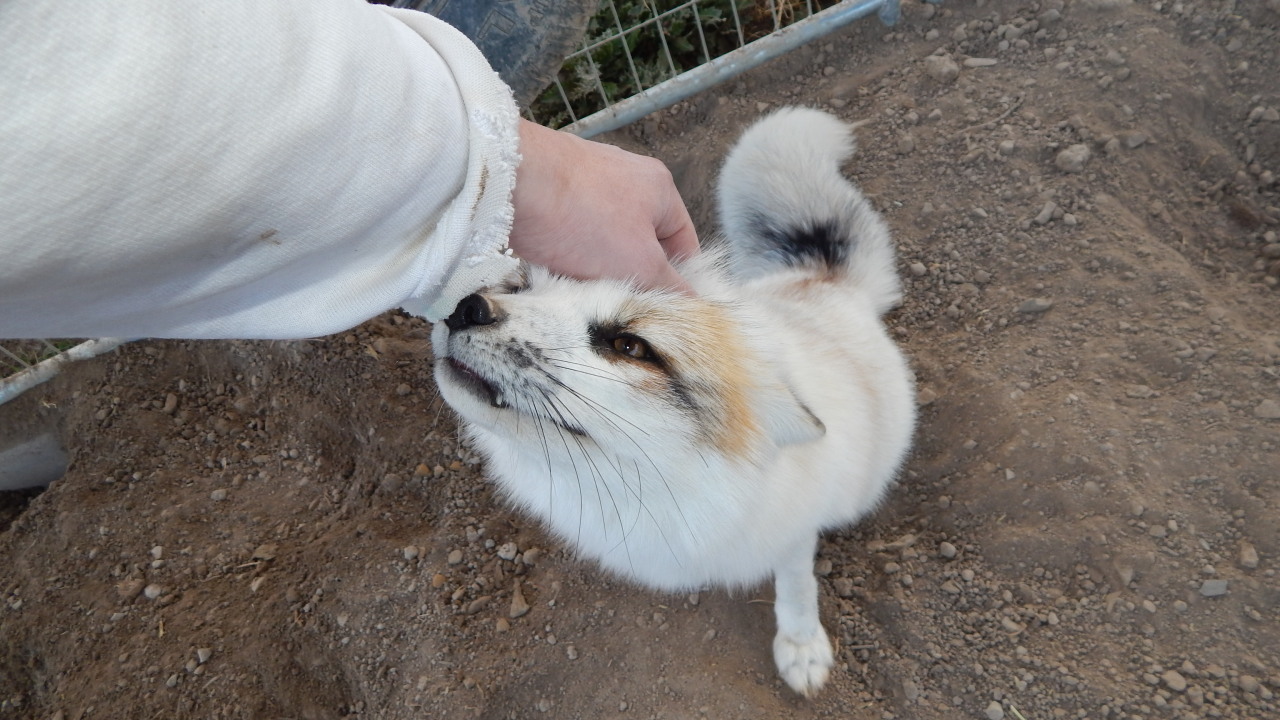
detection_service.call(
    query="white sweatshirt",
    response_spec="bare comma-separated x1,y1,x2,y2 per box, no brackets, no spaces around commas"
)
0,0,521,339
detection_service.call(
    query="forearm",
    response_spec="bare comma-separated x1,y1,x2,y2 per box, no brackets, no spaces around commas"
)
0,0,518,339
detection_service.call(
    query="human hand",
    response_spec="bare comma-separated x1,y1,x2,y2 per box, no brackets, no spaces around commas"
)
508,119,699,293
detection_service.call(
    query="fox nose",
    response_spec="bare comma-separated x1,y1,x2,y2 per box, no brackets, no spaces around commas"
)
444,293,498,331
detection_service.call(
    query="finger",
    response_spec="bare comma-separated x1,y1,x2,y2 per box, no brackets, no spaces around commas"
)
641,257,697,296
656,205,701,262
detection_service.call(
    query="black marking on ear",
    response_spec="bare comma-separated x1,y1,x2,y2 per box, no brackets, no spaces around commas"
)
747,212,850,270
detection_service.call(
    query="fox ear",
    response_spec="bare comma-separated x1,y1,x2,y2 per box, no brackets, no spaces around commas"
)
761,384,826,447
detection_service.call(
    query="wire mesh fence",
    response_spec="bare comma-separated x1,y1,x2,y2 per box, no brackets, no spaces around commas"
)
1,0,914,405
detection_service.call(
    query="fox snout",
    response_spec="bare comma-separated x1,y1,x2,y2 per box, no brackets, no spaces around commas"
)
444,293,499,331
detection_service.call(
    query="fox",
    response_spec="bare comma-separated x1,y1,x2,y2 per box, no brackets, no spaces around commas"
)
431,107,915,695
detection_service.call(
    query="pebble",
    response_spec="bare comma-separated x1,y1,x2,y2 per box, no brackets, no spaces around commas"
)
196,647,213,664
1199,579,1229,597
1162,670,1188,692
143,584,164,600
924,55,961,83
496,542,519,561
1252,399,1280,419
1239,542,1260,569
402,546,419,562
998,140,1017,156
909,262,927,277
964,58,998,68
465,596,491,614
985,700,1005,720
939,542,958,559
1017,298,1054,314
1034,201,1058,225
1126,385,1156,399
1121,131,1149,149
898,135,916,154
903,678,921,702
832,577,855,597
509,581,531,619
1055,144,1092,173
447,549,463,566
209,488,228,502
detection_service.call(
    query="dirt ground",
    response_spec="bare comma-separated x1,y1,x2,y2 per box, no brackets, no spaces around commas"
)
3,1,1279,718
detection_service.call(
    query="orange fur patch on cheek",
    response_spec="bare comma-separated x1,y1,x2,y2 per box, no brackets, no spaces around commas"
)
628,299,762,459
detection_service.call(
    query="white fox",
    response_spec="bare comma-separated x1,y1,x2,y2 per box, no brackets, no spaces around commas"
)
432,108,916,695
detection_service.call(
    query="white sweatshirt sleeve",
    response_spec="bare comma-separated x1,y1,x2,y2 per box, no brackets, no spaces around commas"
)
0,0,520,339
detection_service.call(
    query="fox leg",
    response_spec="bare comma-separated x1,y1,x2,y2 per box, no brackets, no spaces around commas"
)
771,535,833,696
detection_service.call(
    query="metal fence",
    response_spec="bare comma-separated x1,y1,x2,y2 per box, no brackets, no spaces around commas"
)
0,0,915,406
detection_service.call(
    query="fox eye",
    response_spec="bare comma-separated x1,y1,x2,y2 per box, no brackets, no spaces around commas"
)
611,335,651,360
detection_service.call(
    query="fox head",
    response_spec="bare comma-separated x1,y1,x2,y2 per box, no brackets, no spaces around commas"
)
431,256,825,476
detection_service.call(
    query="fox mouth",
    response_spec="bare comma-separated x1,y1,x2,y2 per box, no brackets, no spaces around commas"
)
445,358,508,409
442,356,590,438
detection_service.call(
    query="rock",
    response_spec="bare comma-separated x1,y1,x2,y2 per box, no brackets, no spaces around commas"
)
1199,579,1229,597
1034,201,1058,225
1122,131,1149,149
924,55,961,83
1126,385,1156,399
985,700,1005,720
1162,670,1188,692
832,577,855,597
1017,298,1054,314
196,648,213,664
964,58,998,68
465,596,491,614
1253,399,1280,419
116,578,146,602
1239,542,1260,569
1056,144,1092,173
509,581,531,618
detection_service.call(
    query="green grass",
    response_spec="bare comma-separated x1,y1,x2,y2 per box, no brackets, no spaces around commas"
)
530,0,836,128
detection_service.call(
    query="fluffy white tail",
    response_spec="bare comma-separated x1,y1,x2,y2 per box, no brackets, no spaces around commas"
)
717,107,901,314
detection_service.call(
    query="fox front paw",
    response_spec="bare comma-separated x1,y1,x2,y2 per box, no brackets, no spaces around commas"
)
772,629,834,697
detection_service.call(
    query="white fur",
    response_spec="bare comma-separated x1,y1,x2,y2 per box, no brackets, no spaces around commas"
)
432,108,915,696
